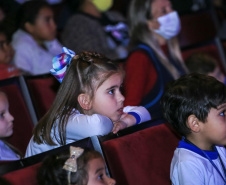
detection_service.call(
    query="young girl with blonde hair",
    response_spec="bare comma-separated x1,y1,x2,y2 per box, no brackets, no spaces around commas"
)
25,47,150,157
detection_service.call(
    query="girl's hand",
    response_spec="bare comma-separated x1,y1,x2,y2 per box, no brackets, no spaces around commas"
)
112,121,127,134
112,113,137,134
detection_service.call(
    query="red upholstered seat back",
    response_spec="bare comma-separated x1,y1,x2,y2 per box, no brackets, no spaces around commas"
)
2,162,41,185
0,83,33,156
0,137,94,185
25,74,59,120
101,124,180,185
178,11,216,48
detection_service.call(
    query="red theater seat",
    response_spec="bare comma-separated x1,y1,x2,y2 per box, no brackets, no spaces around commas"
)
0,137,93,185
2,163,41,185
97,120,181,185
23,74,60,120
178,10,226,74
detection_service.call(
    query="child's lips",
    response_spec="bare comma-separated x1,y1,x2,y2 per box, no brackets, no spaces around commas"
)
117,108,123,114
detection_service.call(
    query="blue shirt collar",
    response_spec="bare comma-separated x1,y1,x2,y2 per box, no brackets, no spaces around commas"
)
177,138,218,160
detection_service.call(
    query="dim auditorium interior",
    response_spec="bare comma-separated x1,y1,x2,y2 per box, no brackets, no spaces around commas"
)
0,0,226,184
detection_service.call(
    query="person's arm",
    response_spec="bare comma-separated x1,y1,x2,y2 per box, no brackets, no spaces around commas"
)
66,113,113,140
124,51,157,106
112,106,151,133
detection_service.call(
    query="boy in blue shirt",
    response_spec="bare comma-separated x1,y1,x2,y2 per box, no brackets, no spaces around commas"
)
161,73,226,185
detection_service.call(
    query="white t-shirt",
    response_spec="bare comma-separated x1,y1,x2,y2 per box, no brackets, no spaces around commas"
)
171,140,226,185
25,106,151,157
11,29,62,75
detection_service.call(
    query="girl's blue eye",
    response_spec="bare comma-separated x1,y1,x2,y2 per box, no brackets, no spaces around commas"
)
108,89,114,95
98,174,103,180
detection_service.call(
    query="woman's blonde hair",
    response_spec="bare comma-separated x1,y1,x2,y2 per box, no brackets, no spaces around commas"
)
128,0,187,79
33,51,123,145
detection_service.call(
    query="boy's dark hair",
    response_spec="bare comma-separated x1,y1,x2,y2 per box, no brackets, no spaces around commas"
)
161,73,226,136
185,53,217,74
17,0,51,31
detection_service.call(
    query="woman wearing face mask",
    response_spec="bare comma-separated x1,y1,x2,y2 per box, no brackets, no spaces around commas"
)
61,0,129,60
124,0,188,120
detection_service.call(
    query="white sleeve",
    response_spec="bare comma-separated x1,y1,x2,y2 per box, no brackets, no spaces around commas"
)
66,114,113,140
123,106,151,124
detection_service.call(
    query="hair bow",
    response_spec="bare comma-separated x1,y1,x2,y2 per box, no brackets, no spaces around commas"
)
63,146,84,172
50,47,75,83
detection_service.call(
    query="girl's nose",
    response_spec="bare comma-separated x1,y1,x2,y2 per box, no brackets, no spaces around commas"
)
107,177,116,185
7,112,14,122
118,91,125,103
51,19,57,30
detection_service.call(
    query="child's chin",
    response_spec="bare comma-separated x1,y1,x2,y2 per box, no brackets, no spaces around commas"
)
5,130,13,137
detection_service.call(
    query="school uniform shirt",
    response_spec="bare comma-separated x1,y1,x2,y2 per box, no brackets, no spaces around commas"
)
0,140,20,161
25,106,151,157
11,29,62,75
171,140,226,185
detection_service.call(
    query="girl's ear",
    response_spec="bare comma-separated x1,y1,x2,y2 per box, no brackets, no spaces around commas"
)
186,115,200,133
25,22,34,34
78,94,92,110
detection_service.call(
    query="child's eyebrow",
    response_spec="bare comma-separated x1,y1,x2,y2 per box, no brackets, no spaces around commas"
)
106,85,118,90
95,167,104,174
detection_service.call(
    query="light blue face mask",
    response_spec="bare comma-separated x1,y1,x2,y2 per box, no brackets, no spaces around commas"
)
154,11,181,40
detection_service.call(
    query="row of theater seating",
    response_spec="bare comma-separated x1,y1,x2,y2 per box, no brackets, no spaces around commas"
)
0,119,181,185
0,74,59,155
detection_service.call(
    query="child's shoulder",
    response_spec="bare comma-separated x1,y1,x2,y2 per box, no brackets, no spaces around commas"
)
0,140,20,161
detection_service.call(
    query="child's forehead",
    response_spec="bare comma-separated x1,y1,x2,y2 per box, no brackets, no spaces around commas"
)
100,72,123,84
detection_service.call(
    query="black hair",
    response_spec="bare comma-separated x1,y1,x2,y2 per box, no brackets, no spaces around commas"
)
17,0,51,30
161,73,226,136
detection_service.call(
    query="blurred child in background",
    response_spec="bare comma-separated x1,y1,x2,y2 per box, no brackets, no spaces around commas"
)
11,0,62,75
0,26,21,80
62,0,129,60
185,52,226,84
0,91,21,160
